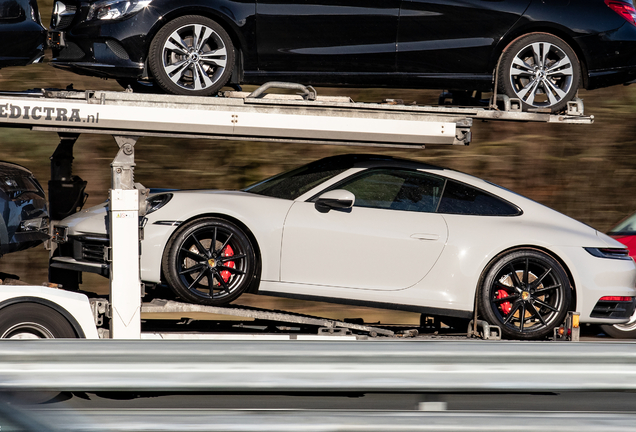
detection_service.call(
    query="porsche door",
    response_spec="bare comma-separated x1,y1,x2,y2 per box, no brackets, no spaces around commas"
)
281,168,448,290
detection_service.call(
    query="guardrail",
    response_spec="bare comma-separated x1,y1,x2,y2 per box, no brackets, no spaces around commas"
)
1,340,636,392
12,409,636,432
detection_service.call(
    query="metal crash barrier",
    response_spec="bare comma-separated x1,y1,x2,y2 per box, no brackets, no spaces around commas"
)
1,340,635,392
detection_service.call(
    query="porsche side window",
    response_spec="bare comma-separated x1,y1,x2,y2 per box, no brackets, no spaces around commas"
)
335,169,445,213
437,180,520,216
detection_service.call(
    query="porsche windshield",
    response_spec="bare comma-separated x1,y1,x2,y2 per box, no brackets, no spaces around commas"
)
243,161,348,200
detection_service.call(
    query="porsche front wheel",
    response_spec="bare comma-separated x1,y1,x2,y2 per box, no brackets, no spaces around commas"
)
479,249,571,340
162,218,256,306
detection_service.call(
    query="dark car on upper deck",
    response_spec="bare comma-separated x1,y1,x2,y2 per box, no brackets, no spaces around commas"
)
48,0,636,112
0,0,46,68
0,162,49,257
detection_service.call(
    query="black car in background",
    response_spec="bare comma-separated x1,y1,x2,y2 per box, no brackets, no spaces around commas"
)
0,162,48,256
48,0,636,112
0,0,46,68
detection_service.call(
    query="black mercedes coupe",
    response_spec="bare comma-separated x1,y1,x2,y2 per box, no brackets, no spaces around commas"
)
48,0,636,112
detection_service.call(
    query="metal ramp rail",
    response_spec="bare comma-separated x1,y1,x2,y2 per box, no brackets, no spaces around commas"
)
1,87,471,147
0,84,593,149
138,299,398,338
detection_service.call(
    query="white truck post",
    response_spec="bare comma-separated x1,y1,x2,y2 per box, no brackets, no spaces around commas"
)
109,136,142,338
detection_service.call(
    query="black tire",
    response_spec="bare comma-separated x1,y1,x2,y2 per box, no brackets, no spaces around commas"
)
498,33,580,113
116,78,165,94
0,303,77,338
148,15,235,96
479,249,572,340
162,217,256,305
600,315,636,339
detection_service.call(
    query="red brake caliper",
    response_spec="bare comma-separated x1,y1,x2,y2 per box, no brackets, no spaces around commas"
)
497,290,512,315
220,245,235,283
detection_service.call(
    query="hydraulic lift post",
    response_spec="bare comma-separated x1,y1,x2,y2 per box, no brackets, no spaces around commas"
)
109,135,142,339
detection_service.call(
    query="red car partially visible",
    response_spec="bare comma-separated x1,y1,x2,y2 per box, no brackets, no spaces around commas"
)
603,212,636,338
609,213,636,260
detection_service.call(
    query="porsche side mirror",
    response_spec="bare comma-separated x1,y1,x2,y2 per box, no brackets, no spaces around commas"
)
315,189,355,213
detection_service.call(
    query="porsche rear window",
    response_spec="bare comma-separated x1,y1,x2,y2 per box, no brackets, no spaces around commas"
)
437,180,520,216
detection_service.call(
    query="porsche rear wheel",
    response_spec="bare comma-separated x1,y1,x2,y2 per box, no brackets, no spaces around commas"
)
479,249,571,340
162,217,256,306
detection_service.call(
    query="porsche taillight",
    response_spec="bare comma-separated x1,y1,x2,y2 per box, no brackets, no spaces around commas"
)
605,0,636,27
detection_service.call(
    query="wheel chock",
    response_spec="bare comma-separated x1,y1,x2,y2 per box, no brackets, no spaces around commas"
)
467,320,502,340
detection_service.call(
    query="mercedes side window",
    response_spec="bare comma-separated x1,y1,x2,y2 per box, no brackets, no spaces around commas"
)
437,180,520,216
329,169,445,213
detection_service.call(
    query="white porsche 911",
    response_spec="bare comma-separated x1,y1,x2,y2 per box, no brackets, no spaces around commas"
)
52,154,636,339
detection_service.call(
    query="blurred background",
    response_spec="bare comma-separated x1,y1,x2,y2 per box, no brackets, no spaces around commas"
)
1,0,635,325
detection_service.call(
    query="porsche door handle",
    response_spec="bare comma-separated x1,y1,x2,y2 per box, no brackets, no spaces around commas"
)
410,233,439,241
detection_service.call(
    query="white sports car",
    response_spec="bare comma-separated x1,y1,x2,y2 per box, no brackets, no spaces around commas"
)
52,154,636,339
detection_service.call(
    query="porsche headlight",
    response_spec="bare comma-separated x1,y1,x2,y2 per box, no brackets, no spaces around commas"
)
87,0,152,21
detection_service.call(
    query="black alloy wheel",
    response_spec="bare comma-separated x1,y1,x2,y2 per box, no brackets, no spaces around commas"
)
479,249,571,340
162,217,256,306
148,15,235,96
498,33,580,113
0,303,77,338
